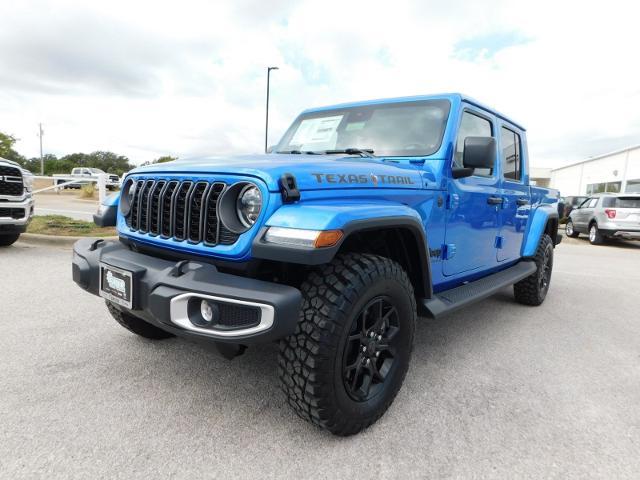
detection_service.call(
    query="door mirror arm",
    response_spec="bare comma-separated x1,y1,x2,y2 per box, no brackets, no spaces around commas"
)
452,167,474,179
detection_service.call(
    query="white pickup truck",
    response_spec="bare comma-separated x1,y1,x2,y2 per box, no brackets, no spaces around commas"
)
0,157,34,246
54,167,121,190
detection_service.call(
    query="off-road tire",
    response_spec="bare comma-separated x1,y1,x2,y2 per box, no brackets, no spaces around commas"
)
589,223,604,245
514,234,553,306
565,220,579,238
278,253,416,436
0,234,20,247
106,300,174,339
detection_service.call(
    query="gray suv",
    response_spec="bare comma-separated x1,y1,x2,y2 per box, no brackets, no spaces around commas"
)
566,193,640,244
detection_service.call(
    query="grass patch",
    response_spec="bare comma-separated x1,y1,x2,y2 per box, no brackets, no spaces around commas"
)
27,215,117,237
79,184,96,199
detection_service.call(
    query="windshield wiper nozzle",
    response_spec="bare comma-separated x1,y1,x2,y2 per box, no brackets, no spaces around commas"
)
324,148,375,158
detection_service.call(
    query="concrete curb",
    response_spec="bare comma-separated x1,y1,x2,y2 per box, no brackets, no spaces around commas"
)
18,233,118,248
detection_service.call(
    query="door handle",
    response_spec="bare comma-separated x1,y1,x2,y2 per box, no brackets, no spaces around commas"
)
487,196,504,205
516,198,529,206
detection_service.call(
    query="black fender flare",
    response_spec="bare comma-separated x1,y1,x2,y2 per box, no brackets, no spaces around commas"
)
252,215,433,299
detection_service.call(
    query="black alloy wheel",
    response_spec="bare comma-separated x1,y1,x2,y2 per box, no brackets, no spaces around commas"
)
342,296,400,402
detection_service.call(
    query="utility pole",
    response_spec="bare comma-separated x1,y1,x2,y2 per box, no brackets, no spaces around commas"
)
38,123,44,175
265,66,278,153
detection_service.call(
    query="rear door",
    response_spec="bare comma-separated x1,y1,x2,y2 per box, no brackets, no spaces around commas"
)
443,108,500,276
497,125,529,262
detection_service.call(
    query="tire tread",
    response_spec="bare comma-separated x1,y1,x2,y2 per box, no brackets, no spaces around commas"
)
514,234,553,306
278,253,416,436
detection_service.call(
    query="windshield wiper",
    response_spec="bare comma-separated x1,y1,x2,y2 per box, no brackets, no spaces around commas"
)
323,148,375,158
276,150,320,155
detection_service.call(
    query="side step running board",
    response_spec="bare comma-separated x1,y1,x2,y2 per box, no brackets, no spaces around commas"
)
422,261,537,318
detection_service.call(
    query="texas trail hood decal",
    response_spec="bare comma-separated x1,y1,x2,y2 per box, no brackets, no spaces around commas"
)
130,154,426,191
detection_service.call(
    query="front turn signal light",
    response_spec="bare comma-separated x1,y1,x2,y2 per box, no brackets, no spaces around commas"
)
314,230,343,248
264,227,343,248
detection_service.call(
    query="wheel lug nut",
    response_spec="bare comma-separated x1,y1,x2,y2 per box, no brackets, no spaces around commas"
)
377,335,382,341
362,346,367,352
375,352,380,357
365,358,370,365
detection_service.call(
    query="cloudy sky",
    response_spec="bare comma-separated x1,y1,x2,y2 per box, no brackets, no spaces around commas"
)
1,0,639,167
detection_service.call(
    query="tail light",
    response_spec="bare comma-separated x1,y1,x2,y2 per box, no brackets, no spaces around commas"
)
604,209,617,219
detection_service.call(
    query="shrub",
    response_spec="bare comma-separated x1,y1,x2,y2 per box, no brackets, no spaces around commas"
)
80,183,96,198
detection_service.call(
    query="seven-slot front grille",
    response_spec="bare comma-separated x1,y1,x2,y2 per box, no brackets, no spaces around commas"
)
0,165,23,196
126,178,240,246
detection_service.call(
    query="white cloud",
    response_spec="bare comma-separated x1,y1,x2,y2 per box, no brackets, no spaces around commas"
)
1,0,638,167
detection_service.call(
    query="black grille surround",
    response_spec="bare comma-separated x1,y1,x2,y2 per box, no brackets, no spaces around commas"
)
125,178,240,246
0,165,23,196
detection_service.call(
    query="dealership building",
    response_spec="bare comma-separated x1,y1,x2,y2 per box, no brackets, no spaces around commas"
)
550,144,640,196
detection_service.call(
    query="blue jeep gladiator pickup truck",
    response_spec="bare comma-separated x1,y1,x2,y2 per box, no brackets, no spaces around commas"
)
74,93,561,435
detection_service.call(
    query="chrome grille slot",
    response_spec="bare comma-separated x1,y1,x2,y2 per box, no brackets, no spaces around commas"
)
148,180,166,235
173,182,193,241
187,182,209,243
126,178,241,247
138,180,155,233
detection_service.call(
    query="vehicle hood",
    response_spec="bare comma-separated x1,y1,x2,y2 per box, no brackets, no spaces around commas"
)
129,154,432,191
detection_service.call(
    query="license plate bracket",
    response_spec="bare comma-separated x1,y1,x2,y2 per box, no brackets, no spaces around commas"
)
99,263,133,309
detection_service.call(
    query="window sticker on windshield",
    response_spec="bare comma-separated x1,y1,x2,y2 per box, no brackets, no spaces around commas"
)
345,121,366,131
290,115,343,145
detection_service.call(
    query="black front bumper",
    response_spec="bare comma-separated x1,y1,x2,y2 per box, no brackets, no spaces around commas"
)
72,238,302,345
0,224,27,234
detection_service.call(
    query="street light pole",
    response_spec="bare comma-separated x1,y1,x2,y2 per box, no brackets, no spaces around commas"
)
265,66,278,153
38,123,44,175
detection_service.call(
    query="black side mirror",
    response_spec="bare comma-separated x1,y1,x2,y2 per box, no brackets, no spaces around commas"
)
463,136,496,170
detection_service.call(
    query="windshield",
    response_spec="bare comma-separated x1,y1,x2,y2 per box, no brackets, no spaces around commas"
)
276,99,450,157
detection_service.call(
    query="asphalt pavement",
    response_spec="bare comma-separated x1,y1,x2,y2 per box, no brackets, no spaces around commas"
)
1,237,639,479
33,192,99,221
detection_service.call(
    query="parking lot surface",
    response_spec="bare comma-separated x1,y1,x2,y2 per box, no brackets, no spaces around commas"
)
1,237,639,479
33,192,99,221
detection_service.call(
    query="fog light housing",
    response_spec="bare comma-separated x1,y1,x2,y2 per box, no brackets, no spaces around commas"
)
188,298,220,328
201,300,214,323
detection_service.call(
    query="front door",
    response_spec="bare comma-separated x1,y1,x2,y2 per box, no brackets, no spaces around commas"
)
572,197,597,232
497,125,529,262
443,109,500,276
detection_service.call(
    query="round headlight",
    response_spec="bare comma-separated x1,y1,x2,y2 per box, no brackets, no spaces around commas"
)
120,178,136,216
218,182,263,234
237,184,262,227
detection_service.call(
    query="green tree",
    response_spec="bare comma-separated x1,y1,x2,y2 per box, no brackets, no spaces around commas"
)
57,151,133,176
154,155,178,164
0,131,26,164
141,155,178,166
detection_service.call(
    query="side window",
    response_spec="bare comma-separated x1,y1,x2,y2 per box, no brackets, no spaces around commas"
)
454,111,493,177
577,198,591,208
72,168,79,175
587,198,598,208
601,197,615,208
500,127,522,181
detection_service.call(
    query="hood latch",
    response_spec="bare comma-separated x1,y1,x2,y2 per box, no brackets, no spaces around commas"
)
279,173,300,203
